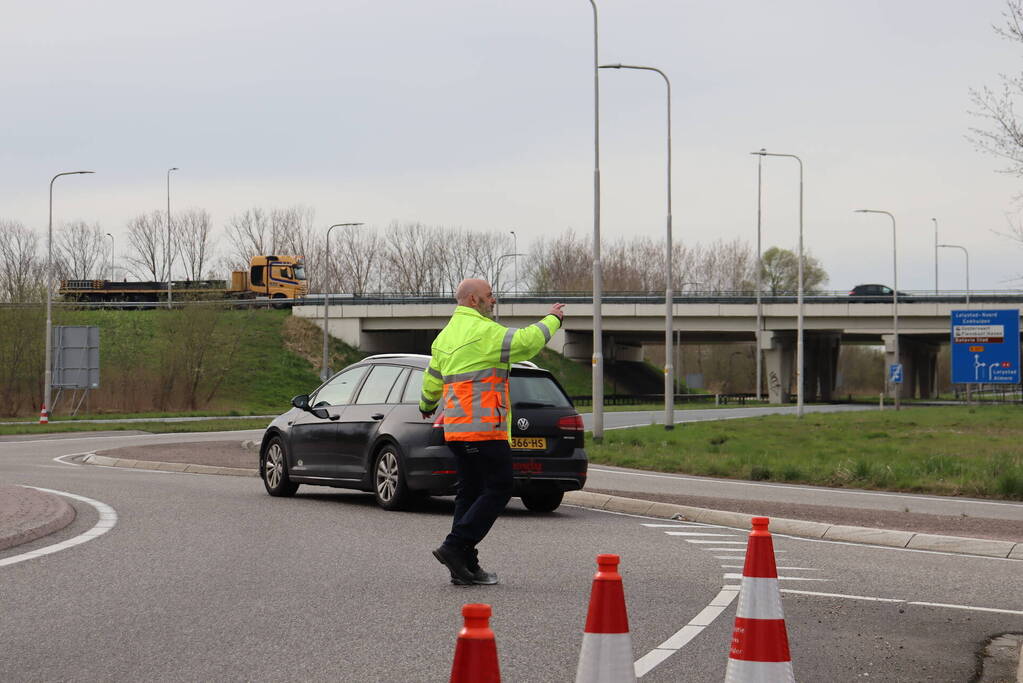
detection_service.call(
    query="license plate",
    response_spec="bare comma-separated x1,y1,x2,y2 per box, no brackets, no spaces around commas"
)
511,437,547,450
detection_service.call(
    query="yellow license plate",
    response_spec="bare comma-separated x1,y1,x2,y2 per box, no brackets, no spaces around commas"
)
511,437,547,450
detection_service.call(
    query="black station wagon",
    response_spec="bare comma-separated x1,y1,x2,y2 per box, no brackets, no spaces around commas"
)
259,354,588,512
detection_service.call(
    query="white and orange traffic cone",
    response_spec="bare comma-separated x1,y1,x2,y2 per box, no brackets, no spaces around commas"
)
38,404,49,425
576,554,636,683
725,516,795,682
450,603,501,683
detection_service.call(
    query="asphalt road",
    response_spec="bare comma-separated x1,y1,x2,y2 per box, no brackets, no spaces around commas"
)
2,430,1021,681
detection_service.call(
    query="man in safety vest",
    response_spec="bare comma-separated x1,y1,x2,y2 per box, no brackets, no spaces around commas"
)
420,278,565,585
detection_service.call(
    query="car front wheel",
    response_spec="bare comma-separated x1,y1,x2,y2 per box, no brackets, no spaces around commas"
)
520,487,564,513
262,437,299,497
373,444,412,511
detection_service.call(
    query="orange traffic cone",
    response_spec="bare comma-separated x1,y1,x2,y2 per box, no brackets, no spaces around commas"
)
38,404,49,425
725,516,795,682
450,603,501,683
575,554,636,683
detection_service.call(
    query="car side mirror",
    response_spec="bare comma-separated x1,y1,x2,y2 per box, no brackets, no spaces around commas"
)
291,394,310,410
310,407,339,421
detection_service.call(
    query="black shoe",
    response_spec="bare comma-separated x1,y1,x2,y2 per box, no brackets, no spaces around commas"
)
433,545,475,583
450,568,500,586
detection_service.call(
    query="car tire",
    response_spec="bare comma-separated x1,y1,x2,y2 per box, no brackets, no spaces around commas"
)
520,488,564,513
262,436,299,497
373,444,412,511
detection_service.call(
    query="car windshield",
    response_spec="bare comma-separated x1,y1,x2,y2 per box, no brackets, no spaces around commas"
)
293,265,306,280
510,373,572,408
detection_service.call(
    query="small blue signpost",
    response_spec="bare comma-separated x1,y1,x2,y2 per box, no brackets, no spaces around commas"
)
888,363,903,384
950,310,1021,384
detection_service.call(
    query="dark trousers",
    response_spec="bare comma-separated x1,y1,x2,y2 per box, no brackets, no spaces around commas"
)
443,439,514,552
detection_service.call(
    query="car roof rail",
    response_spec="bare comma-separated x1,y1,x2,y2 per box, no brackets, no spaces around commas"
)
362,353,432,361
514,361,540,369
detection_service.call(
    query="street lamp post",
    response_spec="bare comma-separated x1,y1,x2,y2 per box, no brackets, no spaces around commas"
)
855,209,900,410
752,150,804,416
494,252,525,322
583,0,605,442
105,232,114,280
509,230,517,295
932,218,939,295
44,170,95,422
166,167,179,308
321,222,364,381
599,62,675,429
937,244,970,305
754,148,765,402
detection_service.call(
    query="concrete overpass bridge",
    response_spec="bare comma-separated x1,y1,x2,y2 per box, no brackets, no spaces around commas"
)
294,293,1023,404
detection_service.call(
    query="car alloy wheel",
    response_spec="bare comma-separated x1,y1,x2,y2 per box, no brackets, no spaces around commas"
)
262,437,298,497
373,445,410,510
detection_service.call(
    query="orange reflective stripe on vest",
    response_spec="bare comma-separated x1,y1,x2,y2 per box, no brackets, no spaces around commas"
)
441,368,509,441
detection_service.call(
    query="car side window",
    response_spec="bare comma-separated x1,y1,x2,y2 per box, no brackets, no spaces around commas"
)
386,368,410,404
313,366,368,407
355,365,405,405
402,369,425,404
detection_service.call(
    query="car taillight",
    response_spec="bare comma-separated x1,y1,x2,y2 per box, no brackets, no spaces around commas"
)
557,414,584,431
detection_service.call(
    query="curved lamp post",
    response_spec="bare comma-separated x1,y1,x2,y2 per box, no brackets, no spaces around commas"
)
166,167,179,308
44,170,95,421
321,222,364,381
105,232,114,280
855,209,900,410
494,252,525,322
752,150,804,416
937,243,970,305
599,62,675,429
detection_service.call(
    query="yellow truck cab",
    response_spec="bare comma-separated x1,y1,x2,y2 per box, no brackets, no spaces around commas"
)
237,255,308,301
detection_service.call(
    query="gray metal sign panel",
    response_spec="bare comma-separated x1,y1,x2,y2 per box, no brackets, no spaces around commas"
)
52,326,100,389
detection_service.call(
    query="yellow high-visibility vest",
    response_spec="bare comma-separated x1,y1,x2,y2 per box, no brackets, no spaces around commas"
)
420,305,561,442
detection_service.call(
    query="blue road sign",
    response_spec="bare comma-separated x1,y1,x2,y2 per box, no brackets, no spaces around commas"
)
950,309,1020,384
888,363,903,384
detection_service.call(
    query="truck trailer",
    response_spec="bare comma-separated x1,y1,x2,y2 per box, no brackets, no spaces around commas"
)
59,255,308,303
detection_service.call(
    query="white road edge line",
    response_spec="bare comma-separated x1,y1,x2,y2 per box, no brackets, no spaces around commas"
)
0,487,118,569
634,585,740,678
780,589,1023,616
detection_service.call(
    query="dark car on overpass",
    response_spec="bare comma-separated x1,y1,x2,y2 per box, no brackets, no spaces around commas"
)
259,353,587,512
848,283,909,302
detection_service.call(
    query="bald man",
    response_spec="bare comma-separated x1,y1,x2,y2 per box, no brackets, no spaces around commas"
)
420,278,564,585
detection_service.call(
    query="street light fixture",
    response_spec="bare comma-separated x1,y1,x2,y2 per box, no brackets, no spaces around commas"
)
599,62,675,430
105,232,114,280
494,252,526,322
321,222,364,381
44,170,95,422
937,243,970,305
166,167,179,308
583,0,605,442
855,209,900,410
752,150,804,417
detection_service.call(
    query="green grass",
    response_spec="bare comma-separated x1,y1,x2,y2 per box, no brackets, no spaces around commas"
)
586,406,1023,500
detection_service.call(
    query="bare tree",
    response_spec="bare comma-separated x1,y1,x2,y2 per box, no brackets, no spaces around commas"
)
380,222,448,294
329,225,381,295
224,208,270,270
175,208,216,281
124,211,167,281
970,0,1023,177
523,228,592,293
54,220,107,280
0,220,46,303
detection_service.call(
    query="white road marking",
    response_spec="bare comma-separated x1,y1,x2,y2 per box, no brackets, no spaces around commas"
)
0,487,117,568
722,565,820,571
664,531,739,537
713,556,747,560
683,540,746,545
53,452,92,466
589,465,1023,508
781,589,1023,616
723,572,828,582
642,523,702,528
634,586,740,678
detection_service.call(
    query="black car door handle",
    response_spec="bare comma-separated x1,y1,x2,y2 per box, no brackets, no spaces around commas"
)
371,413,385,420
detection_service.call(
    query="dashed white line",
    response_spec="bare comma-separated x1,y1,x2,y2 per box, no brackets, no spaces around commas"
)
0,487,118,568
723,572,828,582
781,589,1023,616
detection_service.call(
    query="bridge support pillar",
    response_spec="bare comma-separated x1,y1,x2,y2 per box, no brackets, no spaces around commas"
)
763,331,794,404
888,337,939,399
804,332,842,402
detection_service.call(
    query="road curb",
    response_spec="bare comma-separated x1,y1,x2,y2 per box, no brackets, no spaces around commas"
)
82,453,257,478
563,490,1023,560
0,486,77,552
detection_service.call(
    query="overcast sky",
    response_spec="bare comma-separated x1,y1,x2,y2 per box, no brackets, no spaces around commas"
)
3,0,1022,291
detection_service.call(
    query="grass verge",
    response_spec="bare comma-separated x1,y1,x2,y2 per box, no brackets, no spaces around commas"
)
586,405,1023,500
0,418,273,436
